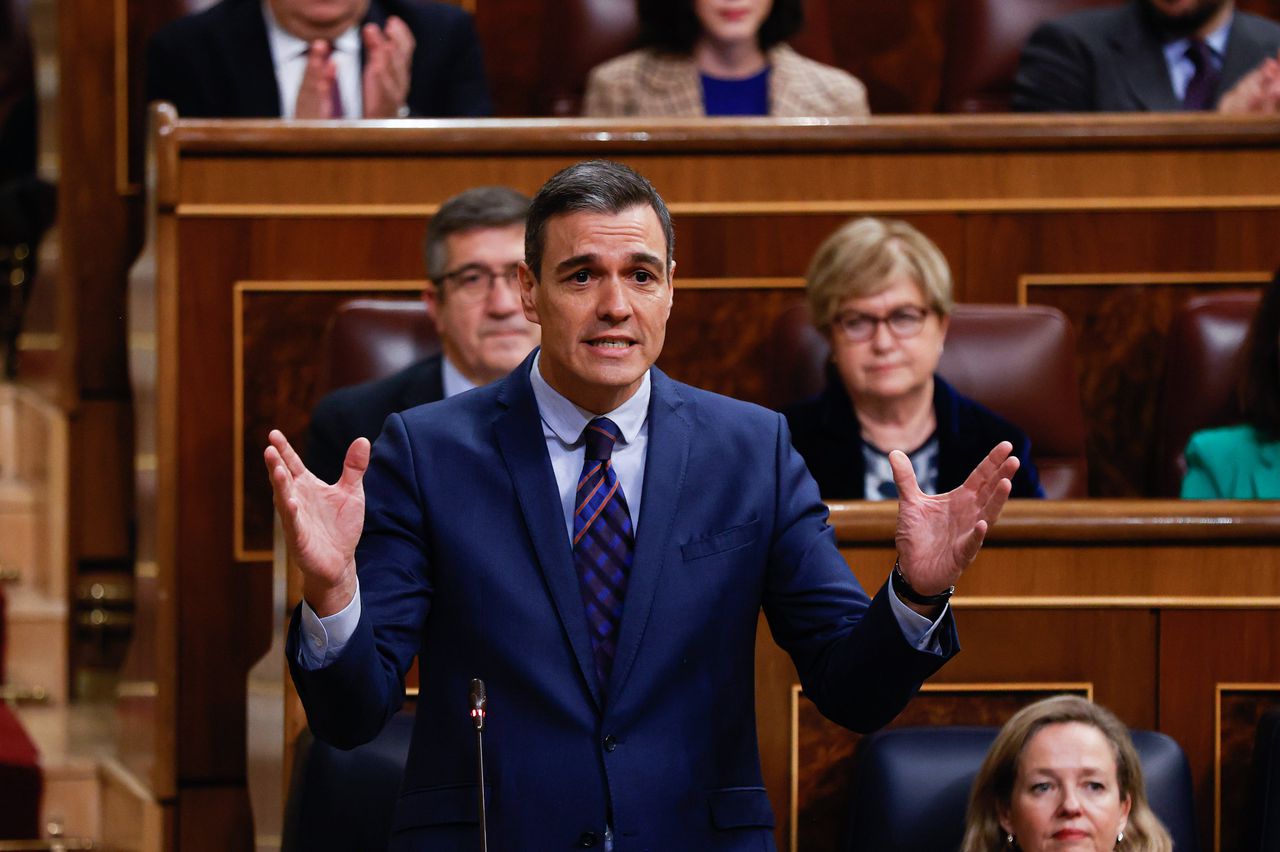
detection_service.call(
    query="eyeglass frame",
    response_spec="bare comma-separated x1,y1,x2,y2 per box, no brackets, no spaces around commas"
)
435,262,524,303
831,304,937,343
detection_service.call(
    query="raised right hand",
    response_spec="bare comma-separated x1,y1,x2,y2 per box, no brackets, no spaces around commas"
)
264,429,369,615
294,40,340,119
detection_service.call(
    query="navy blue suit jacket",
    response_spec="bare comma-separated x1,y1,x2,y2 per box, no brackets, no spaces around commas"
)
146,0,492,118
783,374,1044,500
287,353,957,850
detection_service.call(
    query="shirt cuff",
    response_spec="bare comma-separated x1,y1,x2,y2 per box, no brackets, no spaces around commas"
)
297,578,362,670
887,583,949,654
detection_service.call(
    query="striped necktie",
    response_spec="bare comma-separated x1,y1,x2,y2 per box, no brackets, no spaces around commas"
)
572,417,634,690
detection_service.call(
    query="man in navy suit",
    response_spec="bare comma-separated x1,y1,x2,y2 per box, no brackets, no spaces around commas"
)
146,0,492,118
267,160,1019,850
1013,0,1280,112
306,186,538,484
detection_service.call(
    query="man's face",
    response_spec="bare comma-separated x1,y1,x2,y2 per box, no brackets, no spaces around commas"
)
426,224,540,386
519,205,673,414
1144,0,1231,36
268,0,369,41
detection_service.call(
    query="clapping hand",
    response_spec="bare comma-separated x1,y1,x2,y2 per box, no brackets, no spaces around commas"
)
264,430,370,616
361,16,415,118
890,441,1018,615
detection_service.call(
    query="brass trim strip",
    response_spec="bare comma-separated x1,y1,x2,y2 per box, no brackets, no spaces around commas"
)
787,681,1093,852
175,196,1280,219
135,561,158,579
135,454,157,472
117,679,160,698
15,332,60,350
1214,682,1280,852
1018,271,1272,305
955,596,1280,609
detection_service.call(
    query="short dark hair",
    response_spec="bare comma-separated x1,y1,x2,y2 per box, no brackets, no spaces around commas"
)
524,160,674,279
423,186,530,283
1239,270,1280,439
637,0,804,54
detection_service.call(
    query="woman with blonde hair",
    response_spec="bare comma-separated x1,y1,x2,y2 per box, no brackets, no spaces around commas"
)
962,695,1173,852
784,216,1043,500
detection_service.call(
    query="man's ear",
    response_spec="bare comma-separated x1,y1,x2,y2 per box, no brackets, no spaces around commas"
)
422,282,440,324
518,261,541,325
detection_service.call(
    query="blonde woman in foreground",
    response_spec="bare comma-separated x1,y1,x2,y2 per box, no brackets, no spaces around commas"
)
962,695,1173,852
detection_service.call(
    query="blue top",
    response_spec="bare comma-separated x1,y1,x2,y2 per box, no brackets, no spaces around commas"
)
700,67,770,115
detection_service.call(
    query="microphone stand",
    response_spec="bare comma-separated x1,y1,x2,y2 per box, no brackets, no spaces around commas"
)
470,678,488,852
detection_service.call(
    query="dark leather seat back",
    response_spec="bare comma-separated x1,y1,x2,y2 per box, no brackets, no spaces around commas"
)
1153,290,1260,496
845,725,1198,852
1242,708,1280,851
771,302,1088,498
282,710,415,852
539,0,640,116
940,0,1115,112
314,299,438,398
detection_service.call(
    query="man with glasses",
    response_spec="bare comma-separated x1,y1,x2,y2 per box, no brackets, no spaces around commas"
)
307,186,538,484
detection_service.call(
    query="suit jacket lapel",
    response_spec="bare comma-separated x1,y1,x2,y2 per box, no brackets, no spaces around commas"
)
607,368,692,700
395,354,445,411
228,0,284,117
494,356,604,710
1222,14,1273,93
1114,3,1182,110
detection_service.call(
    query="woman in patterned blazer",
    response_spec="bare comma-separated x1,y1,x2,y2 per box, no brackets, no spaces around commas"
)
583,0,868,118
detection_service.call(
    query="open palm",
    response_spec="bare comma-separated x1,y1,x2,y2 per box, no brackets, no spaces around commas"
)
891,441,1018,596
264,430,369,614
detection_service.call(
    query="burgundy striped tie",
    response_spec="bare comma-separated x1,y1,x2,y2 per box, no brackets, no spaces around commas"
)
1182,40,1220,111
572,418,634,690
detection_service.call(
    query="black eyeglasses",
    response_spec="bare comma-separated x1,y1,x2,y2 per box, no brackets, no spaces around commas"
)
833,306,931,342
439,263,522,303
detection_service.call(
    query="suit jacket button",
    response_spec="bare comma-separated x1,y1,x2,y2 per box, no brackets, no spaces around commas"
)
577,830,600,847
603,734,618,752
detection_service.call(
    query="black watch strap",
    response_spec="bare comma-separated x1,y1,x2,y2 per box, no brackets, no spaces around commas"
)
891,560,954,606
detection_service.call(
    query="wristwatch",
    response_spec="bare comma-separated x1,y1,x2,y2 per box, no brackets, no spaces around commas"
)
891,560,954,606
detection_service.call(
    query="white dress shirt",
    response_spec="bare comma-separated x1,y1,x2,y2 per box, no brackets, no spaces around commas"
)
262,0,363,118
299,357,946,667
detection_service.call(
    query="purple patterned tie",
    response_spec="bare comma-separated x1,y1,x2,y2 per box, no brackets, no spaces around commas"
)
327,42,345,118
573,417,634,690
1182,40,1221,111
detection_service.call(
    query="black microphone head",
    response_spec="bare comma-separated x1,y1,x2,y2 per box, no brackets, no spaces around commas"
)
469,678,487,731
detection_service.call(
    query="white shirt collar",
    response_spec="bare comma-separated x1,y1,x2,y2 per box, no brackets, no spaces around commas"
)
262,1,361,60
1162,13,1233,66
440,355,477,399
529,351,650,448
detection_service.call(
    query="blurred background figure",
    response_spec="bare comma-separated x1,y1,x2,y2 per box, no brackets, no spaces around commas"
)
145,0,492,119
962,695,1173,852
1013,0,1280,113
306,186,537,484
784,217,1043,500
1181,270,1280,498
582,0,867,117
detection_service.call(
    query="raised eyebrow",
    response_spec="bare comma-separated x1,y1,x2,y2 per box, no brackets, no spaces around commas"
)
629,252,664,269
554,254,598,276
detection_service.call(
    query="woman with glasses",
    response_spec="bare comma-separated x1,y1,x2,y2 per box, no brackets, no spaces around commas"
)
783,217,1044,500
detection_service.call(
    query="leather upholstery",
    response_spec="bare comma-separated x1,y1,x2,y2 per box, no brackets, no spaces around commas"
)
0,701,40,841
845,725,1199,852
770,302,1088,498
283,709,415,852
539,0,640,116
1153,290,1260,496
1242,708,1280,851
314,299,439,399
940,0,1114,112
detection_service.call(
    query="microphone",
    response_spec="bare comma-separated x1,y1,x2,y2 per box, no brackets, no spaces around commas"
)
470,678,488,852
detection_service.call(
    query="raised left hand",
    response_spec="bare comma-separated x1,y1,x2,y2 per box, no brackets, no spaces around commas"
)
891,441,1018,602
361,16,415,118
